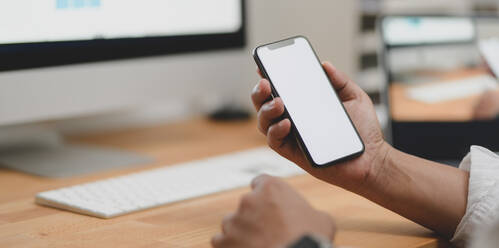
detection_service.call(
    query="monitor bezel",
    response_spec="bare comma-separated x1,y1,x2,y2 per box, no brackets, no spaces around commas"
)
0,0,246,72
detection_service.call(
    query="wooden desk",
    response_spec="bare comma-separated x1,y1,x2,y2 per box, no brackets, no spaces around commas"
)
0,118,449,248
390,68,489,122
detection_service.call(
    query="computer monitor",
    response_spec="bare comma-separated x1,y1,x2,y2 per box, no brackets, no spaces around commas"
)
0,0,245,72
0,0,246,177
0,0,245,125
380,15,499,162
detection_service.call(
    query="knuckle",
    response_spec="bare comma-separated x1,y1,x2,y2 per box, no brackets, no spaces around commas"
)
211,236,218,247
258,105,271,119
257,112,267,134
259,126,268,136
266,132,279,150
251,95,258,106
274,97,283,107
267,105,278,116
261,102,277,116
239,193,254,210
251,86,257,97
251,91,262,103
266,124,275,136
211,234,223,247
260,176,279,191
222,214,233,225
269,102,284,117
221,213,236,235
252,174,281,193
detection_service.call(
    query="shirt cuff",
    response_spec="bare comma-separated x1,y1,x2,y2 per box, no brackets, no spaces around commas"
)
451,146,499,247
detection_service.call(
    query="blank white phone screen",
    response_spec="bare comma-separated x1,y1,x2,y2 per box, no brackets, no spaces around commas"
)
256,37,363,165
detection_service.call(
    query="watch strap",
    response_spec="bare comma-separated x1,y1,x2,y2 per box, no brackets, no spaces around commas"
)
287,234,333,248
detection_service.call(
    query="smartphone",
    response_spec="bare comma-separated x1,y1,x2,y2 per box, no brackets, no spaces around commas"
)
253,36,364,167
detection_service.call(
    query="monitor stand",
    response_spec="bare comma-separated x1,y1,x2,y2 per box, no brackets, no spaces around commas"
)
0,126,152,178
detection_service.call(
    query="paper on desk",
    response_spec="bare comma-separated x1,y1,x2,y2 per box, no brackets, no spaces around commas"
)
479,38,499,78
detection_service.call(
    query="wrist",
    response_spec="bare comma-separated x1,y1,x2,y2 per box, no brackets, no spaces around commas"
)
361,141,394,198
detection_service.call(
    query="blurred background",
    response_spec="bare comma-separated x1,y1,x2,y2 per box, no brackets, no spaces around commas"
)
0,0,498,176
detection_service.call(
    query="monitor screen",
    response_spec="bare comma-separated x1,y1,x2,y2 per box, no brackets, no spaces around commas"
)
382,16,475,46
0,0,242,44
0,0,245,71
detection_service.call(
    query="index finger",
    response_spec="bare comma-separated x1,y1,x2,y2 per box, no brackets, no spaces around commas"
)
256,67,264,78
251,79,272,111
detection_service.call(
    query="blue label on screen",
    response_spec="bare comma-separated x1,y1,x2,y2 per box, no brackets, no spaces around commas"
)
89,0,100,7
56,0,100,9
74,0,85,8
56,0,69,9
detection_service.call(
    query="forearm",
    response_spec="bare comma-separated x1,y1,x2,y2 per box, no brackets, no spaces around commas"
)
362,143,469,238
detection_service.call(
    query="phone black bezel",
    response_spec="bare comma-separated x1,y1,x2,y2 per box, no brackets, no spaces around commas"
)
252,35,365,167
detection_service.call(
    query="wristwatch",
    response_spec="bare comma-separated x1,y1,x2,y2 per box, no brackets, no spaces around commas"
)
287,234,334,248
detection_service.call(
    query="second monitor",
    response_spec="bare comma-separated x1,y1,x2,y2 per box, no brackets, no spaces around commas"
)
380,15,499,161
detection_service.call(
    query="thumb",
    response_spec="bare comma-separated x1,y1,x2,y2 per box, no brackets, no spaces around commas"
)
322,61,361,101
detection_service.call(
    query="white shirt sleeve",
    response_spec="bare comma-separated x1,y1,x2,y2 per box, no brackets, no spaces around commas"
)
451,146,499,248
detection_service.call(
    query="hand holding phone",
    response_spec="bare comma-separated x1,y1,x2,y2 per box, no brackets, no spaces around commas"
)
252,36,388,191
254,36,364,166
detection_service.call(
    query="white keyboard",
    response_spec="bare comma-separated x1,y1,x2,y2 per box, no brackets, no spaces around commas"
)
480,38,499,78
36,147,304,218
407,74,498,103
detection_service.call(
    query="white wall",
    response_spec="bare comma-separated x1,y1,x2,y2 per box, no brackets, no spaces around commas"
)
381,0,472,14
0,1,358,133
248,0,358,74
236,0,359,104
